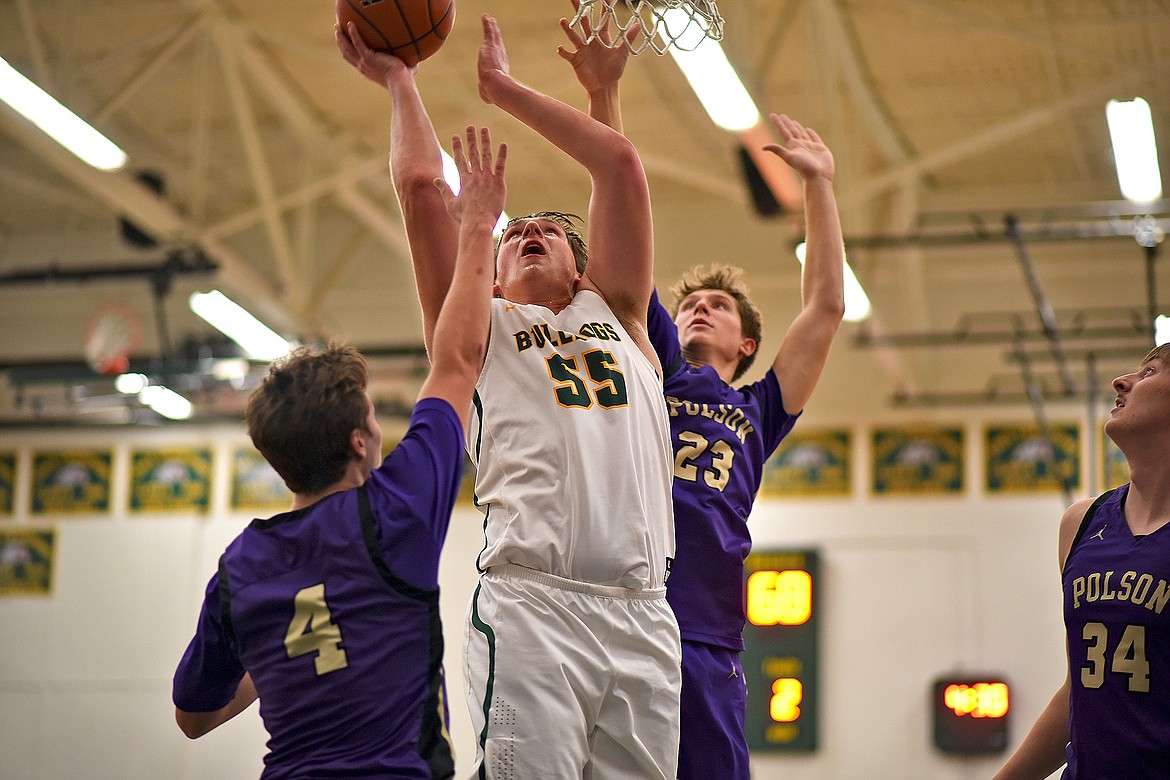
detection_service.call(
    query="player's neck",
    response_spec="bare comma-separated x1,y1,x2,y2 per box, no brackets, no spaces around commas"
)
1116,432,1170,493
502,282,575,313
291,466,365,510
681,343,738,385
1121,473,1170,536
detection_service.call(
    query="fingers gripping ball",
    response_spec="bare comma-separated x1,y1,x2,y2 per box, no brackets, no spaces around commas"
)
336,0,456,67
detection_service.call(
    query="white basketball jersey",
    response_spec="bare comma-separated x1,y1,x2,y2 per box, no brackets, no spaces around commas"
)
468,290,675,590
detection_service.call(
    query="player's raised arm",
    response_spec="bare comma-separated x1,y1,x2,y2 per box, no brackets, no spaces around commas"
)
417,125,507,431
477,14,653,332
336,22,458,357
764,113,845,414
557,0,639,133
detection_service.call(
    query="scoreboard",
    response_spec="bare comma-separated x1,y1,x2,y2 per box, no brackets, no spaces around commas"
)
931,677,1011,754
743,549,819,751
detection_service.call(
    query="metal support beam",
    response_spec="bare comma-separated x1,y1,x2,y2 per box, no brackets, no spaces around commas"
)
0,251,215,287
841,62,1170,210
856,318,1150,349
1013,336,1073,506
0,98,305,336
1005,214,1076,395
93,19,206,125
213,23,299,300
1086,353,1100,496
1144,242,1161,345
838,205,1170,251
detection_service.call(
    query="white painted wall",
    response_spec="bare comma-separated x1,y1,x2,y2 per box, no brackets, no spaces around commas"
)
0,406,1090,779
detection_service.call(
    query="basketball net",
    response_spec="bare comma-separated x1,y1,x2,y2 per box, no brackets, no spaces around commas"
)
85,304,141,376
569,0,724,55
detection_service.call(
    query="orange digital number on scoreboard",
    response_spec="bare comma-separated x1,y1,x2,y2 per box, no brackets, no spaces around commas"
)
932,677,1011,754
943,682,1009,718
769,677,803,723
746,569,812,626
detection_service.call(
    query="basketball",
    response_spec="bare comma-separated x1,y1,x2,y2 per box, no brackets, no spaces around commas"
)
336,0,456,67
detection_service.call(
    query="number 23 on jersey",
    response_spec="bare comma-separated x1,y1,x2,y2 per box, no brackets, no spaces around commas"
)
674,430,735,492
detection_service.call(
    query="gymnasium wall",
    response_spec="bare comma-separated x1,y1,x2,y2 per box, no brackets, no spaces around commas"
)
0,402,1094,779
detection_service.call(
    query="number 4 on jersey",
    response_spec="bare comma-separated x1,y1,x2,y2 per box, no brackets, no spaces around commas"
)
285,583,349,676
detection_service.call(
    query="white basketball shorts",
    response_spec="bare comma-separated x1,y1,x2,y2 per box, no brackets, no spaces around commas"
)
464,564,682,779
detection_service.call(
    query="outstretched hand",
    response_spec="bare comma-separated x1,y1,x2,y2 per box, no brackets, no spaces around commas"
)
763,113,835,183
435,126,508,226
477,14,512,105
335,21,414,87
557,0,638,95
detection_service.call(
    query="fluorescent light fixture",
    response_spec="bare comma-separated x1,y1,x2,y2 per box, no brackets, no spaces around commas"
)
440,148,509,233
116,372,193,419
139,385,193,420
1156,315,1170,346
796,241,872,322
114,372,149,395
212,358,250,382
189,290,293,361
1106,97,1163,204
664,9,760,131
0,55,127,171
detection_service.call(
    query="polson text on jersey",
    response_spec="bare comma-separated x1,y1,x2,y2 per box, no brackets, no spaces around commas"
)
665,395,756,443
1070,569,1170,614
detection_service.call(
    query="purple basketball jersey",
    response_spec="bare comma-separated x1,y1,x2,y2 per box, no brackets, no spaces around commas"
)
1062,484,1170,779
173,398,464,779
647,290,798,650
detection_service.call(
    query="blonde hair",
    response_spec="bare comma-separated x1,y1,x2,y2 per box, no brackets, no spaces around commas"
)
1142,343,1170,367
669,264,762,381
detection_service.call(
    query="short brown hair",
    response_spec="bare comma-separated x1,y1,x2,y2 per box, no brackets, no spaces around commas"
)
495,211,588,274
669,264,763,382
245,343,370,495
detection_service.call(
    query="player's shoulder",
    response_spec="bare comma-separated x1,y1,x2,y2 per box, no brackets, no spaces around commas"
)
1059,488,1125,568
1061,496,1100,530
411,395,461,424
571,286,610,311
396,399,464,460
1062,486,1125,528
739,367,783,402
574,279,646,324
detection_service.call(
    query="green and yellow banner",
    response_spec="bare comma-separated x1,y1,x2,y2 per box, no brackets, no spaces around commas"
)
130,448,212,512
0,529,55,595
761,430,851,497
0,452,15,516
31,450,112,514
985,423,1079,493
872,426,964,495
231,447,292,510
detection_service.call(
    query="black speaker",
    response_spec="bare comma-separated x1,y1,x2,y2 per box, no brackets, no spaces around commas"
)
737,145,782,217
120,170,165,248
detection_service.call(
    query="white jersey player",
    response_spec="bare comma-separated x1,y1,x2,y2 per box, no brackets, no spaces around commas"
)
338,13,681,779
469,289,674,589
466,281,678,777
